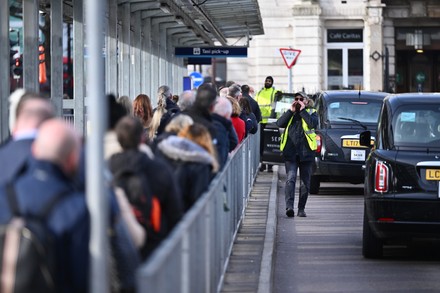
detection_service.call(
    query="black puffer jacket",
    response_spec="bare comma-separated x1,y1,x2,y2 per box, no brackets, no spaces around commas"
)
156,136,217,211
108,150,184,257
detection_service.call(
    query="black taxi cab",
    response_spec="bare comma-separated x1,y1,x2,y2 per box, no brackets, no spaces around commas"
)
360,93,440,258
310,90,388,194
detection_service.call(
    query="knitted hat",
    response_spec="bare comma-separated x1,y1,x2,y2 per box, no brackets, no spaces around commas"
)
294,92,308,100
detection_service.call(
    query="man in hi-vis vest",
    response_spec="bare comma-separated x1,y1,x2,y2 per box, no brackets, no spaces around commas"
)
255,76,282,172
276,92,318,218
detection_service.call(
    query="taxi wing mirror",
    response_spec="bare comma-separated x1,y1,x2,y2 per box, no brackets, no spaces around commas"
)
359,131,372,147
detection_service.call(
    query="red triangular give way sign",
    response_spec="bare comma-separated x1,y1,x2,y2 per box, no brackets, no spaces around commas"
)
279,48,301,69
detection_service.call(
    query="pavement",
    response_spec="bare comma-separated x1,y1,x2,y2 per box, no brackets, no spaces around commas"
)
220,165,280,293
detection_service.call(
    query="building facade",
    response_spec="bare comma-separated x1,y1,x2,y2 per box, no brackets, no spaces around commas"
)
227,0,440,94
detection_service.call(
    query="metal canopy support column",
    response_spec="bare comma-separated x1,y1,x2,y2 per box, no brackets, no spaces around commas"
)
73,0,85,134
23,0,39,92
141,17,152,97
50,0,63,116
167,26,188,92
119,3,131,97
159,26,167,87
0,0,9,141
106,0,118,96
161,24,175,89
151,21,160,104
158,22,174,87
152,17,174,87
132,11,141,98
85,0,109,291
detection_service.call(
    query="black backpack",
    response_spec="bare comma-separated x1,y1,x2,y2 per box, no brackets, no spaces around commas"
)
111,165,156,231
0,183,68,293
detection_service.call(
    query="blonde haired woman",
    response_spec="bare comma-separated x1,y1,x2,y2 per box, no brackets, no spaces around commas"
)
149,85,180,140
156,123,218,211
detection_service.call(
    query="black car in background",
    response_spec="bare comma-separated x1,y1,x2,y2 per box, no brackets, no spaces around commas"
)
360,93,440,258
310,90,388,194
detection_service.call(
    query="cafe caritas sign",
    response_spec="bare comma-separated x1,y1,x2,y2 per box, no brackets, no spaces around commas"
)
327,29,363,43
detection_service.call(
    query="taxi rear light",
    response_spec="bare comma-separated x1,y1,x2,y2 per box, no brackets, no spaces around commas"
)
378,217,394,222
375,161,389,193
316,134,322,153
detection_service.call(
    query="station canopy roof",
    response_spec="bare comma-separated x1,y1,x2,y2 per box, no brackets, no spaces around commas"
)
10,0,264,47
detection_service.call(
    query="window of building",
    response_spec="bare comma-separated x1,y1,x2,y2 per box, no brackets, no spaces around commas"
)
326,29,364,90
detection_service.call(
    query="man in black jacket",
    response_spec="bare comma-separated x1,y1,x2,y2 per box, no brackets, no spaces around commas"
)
182,83,220,158
241,84,262,123
276,92,318,218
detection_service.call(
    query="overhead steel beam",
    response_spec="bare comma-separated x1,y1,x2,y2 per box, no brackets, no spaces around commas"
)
167,26,189,35
138,6,212,46
177,0,228,46
151,0,214,46
141,10,163,19
151,15,176,26
131,1,159,13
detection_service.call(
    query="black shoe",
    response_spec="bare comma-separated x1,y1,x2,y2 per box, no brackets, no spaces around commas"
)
259,164,266,172
267,165,273,173
297,210,307,217
286,208,295,218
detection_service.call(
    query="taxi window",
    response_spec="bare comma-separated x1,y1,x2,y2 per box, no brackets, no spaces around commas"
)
327,100,382,124
393,106,440,146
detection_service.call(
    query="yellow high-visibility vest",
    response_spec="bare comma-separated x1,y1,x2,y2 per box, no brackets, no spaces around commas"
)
280,108,317,151
255,87,277,123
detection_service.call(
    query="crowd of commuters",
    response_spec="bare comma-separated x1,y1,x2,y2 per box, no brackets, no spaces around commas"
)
0,76,320,291
0,81,265,292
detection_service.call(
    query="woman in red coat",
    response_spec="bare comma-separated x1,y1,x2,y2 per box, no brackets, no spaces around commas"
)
227,96,245,143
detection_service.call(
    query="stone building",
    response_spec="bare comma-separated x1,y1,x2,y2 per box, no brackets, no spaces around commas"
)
227,0,440,94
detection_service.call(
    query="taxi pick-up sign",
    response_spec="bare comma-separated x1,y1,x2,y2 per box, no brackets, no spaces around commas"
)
279,48,301,69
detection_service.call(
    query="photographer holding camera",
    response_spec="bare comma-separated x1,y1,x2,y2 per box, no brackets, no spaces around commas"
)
276,92,318,218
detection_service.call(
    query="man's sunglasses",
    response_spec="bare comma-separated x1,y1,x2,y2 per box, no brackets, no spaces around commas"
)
295,97,304,101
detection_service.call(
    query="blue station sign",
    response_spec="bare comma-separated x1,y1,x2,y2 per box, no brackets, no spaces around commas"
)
175,47,248,58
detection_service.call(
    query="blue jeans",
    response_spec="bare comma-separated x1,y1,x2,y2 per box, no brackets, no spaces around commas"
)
284,158,313,211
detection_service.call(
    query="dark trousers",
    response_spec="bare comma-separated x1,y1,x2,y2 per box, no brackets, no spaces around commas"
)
284,157,313,210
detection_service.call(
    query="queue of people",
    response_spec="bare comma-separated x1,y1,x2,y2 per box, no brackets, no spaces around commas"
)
0,81,265,292
0,76,320,292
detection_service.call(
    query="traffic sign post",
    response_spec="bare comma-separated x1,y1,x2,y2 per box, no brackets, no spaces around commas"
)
279,48,301,92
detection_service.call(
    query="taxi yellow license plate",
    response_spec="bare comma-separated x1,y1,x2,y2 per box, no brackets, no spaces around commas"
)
426,169,440,180
342,139,373,148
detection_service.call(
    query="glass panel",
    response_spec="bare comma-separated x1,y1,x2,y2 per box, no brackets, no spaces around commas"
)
393,105,440,147
327,49,342,90
327,100,383,124
348,49,363,89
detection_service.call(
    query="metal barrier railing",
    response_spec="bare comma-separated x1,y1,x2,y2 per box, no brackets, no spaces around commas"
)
136,131,260,293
